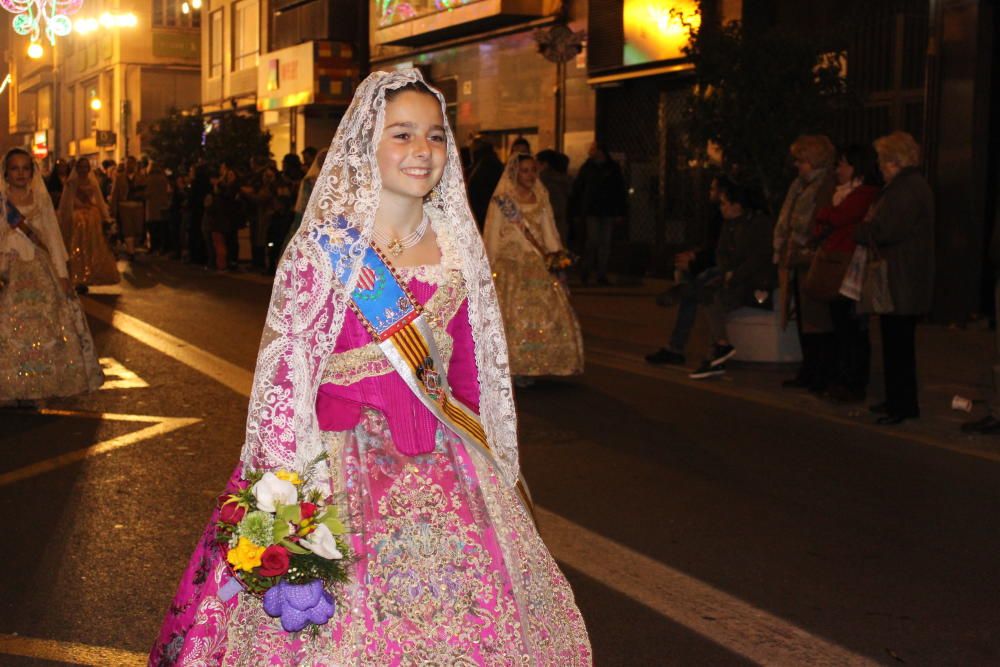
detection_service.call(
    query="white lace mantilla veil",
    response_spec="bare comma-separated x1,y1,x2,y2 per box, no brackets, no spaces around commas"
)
240,68,520,487
484,153,561,256
0,150,69,274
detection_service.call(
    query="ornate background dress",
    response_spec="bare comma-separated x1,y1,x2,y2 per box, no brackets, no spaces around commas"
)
483,166,584,378
59,171,120,287
0,184,104,401
150,265,592,665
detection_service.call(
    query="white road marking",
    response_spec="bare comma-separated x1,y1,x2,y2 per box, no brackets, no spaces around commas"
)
99,356,150,390
83,298,253,397
83,298,881,664
538,508,878,666
0,409,201,487
0,634,145,666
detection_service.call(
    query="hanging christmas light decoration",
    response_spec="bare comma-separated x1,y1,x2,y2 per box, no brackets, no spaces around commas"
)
1,0,84,46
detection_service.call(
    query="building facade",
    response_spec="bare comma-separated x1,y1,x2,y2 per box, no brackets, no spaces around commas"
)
4,0,201,165
369,0,595,174
584,0,998,321
199,0,363,161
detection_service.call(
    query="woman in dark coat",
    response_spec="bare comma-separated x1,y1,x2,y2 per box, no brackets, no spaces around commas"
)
856,132,935,424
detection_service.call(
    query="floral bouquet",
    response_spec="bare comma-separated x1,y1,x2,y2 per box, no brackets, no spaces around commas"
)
216,460,351,633
545,249,578,274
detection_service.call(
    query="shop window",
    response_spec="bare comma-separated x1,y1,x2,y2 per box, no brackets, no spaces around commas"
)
84,81,100,134
233,0,260,72
153,0,198,28
209,10,224,79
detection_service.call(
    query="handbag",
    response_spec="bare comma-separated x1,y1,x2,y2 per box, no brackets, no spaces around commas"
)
803,247,852,302
839,245,867,301
859,243,894,314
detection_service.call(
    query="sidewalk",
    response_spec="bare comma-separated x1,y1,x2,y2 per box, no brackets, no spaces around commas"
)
568,278,1000,461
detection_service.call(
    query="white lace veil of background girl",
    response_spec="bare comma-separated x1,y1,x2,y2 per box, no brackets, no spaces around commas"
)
484,153,561,256
0,150,69,274
241,68,520,488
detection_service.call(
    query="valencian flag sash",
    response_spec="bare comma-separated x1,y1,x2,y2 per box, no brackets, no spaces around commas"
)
314,218,533,515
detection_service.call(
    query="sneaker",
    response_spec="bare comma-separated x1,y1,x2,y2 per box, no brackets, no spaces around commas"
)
645,348,685,365
689,361,726,379
708,343,736,367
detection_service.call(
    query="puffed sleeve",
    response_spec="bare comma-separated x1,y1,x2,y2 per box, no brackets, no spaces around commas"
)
445,299,481,414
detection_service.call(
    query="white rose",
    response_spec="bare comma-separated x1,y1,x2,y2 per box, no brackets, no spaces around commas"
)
251,472,298,513
301,523,343,560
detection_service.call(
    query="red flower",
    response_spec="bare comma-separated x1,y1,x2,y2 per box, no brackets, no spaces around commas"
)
219,502,246,525
258,545,290,577
300,502,318,520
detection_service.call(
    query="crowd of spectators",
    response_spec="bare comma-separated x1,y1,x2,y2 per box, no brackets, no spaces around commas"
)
41,148,318,276
646,131,939,427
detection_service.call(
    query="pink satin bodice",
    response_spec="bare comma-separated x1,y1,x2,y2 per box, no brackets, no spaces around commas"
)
315,276,481,456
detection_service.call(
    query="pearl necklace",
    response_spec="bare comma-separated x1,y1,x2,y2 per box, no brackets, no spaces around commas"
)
372,214,430,257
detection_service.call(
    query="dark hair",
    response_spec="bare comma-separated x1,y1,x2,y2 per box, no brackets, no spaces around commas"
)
102,159,116,169
3,148,34,179
511,136,530,150
384,80,438,103
536,149,569,174
535,149,556,167
515,153,535,164
715,175,755,210
839,144,881,186
302,146,318,159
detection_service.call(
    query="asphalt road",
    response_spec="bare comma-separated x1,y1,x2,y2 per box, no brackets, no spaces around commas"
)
1,256,998,666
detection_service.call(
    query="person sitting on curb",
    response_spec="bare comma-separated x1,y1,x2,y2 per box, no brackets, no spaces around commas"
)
647,174,725,366
689,177,775,380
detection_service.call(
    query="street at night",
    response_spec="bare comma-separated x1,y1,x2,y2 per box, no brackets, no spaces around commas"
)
4,0,1000,664
2,256,998,665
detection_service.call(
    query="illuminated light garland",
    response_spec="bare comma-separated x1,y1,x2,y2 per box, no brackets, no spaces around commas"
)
1,0,83,45
74,11,138,33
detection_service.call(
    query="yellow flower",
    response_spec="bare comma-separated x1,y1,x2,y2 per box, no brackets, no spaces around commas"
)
227,537,266,572
274,470,302,486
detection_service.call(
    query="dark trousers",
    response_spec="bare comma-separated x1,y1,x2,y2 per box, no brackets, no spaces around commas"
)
185,207,207,264
792,271,835,389
829,298,871,395
668,267,722,352
879,314,920,417
147,218,165,252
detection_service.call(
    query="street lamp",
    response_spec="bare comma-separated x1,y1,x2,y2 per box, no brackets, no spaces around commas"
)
90,97,102,111
27,42,43,59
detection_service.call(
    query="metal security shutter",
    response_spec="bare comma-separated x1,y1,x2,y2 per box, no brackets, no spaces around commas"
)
587,1,624,72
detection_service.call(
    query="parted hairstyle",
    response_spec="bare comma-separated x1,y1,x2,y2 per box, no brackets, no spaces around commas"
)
3,148,35,178
790,134,836,170
874,131,920,168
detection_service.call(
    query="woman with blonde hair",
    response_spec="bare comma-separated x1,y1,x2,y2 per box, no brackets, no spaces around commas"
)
774,134,837,392
857,131,934,424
